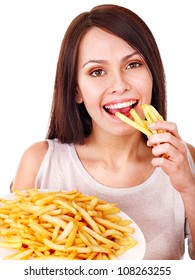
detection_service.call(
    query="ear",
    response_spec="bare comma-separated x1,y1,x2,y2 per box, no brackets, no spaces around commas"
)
75,88,83,104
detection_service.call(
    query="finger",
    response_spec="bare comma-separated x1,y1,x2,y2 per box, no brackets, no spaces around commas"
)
149,121,181,139
151,157,177,173
149,136,187,162
151,143,178,160
151,141,188,168
151,156,195,192
151,149,187,171
151,152,192,180
147,132,184,151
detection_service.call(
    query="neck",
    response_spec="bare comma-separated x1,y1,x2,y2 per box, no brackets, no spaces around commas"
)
81,131,149,166
75,130,154,188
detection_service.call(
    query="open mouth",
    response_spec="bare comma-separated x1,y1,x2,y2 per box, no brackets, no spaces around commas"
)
103,100,138,116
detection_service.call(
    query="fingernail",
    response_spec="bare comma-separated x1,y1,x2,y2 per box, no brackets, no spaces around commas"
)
149,123,155,129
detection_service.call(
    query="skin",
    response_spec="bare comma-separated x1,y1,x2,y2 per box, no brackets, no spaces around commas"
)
12,27,195,255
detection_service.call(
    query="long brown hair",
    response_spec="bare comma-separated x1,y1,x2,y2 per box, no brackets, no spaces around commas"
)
47,4,166,144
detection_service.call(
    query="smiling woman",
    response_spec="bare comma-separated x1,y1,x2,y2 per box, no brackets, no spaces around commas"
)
45,6,165,144
9,3,195,260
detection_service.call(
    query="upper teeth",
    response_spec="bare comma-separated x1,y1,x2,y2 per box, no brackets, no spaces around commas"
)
104,100,136,109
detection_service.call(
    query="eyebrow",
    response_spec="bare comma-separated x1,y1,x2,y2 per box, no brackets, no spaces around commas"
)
82,51,139,68
82,59,107,68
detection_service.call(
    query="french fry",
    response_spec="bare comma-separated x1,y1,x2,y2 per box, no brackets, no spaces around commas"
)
72,201,101,234
57,221,74,241
95,203,116,211
78,230,91,247
130,108,148,129
102,229,124,238
3,248,34,260
53,199,77,215
94,216,134,234
82,225,120,249
146,105,164,121
52,225,61,241
79,229,99,246
115,242,137,257
28,219,53,238
0,241,22,249
0,189,138,260
33,204,57,217
115,104,165,137
89,197,99,209
64,221,78,248
115,112,152,137
35,194,55,206
41,214,68,230
1,228,18,236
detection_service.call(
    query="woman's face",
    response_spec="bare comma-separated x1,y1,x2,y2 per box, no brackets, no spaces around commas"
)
76,27,153,137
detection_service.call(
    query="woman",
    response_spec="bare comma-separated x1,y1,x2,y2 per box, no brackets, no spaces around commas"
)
11,4,195,259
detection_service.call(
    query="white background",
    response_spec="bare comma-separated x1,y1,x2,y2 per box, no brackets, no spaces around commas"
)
0,0,195,197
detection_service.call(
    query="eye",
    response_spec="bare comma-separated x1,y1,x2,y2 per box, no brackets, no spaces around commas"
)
126,62,142,69
90,69,105,77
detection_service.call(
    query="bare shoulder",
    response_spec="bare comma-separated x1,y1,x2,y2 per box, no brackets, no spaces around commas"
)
187,143,195,164
11,141,49,191
23,141,48,158
18,141,49,168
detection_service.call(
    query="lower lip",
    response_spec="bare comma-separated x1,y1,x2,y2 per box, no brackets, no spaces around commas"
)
104,110,131,121
104,106,132,117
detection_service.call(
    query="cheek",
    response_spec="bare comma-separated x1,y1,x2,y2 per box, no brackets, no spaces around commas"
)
84,95,101,111
83,93,104,120
77,80,103,107
138,74,153,99
76,82,95,105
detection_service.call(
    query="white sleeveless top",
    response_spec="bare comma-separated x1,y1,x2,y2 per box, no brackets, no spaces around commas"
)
35,139,195,260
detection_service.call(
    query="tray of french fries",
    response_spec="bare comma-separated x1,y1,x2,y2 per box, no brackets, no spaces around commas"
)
0,189,146,260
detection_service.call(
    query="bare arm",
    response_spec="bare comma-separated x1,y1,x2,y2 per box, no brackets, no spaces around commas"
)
147,121,195,258
11,141,48,191
184,143,195,258
187,143,195,163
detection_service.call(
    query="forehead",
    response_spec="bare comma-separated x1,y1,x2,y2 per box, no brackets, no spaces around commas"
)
78,27,136,62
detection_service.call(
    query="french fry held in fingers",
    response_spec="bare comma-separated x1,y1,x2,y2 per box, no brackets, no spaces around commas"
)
0,189,137,260
115,104,165,137
116,104,169,158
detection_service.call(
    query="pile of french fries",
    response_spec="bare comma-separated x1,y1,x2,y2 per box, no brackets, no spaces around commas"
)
0,189,137,260
115,104,165,137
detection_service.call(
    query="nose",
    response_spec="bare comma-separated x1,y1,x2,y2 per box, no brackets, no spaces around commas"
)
109,73,131,95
